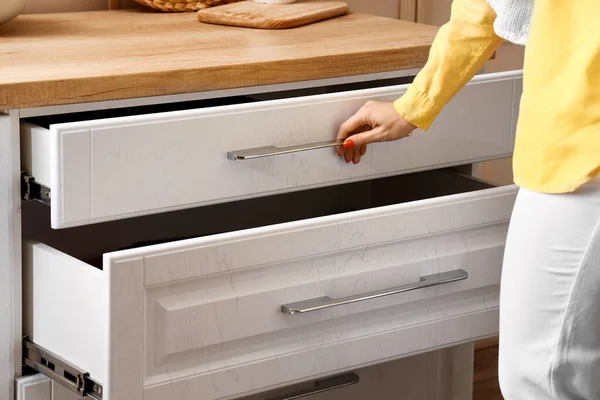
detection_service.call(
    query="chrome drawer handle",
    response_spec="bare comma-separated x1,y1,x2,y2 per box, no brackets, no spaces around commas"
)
265,373,359,400
227,140,342,161
281,269,468,315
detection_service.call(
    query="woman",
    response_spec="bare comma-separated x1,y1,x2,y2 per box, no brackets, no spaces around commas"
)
336,1,600,399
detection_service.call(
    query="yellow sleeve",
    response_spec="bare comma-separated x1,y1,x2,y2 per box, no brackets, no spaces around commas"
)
393,0,503,130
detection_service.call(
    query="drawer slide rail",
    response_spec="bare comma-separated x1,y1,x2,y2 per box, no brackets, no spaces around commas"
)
23,337,103,399
21,172,51,206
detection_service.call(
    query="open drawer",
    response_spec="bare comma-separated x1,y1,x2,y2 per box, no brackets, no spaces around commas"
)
23,169,517,400
20,70,522,229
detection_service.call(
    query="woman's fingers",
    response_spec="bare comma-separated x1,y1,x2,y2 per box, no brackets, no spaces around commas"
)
353,147,361,164
346,143,368,165
341,142,367,164
343,144,354,163
337,109,367,140
336,109,368,155
336,101,417,163
343,127,384,149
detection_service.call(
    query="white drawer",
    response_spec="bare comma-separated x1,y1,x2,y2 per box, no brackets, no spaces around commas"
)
23,169,516,400
21,70,522,229
239,345,473,400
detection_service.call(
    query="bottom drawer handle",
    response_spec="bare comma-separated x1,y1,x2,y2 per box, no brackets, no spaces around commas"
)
265,373,359,400
281,269,468,315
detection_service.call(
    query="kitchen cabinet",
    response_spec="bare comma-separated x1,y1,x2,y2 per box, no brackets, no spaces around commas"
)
1,9,522,400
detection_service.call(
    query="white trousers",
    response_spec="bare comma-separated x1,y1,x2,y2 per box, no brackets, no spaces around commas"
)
499,177,600,399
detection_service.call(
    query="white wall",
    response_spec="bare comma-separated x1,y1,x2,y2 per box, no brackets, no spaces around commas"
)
24,0,400,16
345,0,398,18
24,0,106,13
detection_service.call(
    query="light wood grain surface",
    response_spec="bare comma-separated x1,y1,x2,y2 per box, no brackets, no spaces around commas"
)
0,9,436,109
474,337,503,400
196,0,349,29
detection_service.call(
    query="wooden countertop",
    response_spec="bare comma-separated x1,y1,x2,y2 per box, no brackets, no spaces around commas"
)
0,9,437,110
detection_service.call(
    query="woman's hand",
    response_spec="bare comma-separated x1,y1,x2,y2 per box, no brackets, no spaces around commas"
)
336,101,417,164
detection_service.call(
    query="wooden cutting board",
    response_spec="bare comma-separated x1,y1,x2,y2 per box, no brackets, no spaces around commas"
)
197,0,349,29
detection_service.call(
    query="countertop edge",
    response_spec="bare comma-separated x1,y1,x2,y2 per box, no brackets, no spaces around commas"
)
1,46,431,110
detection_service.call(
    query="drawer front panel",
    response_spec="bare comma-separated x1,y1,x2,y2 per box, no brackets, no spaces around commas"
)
23,184,516,400
147,227,505,360
29,71,522,228
146,298,499,400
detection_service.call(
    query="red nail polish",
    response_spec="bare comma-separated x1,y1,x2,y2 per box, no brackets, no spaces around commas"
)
343,140,355,150
353,160,358,164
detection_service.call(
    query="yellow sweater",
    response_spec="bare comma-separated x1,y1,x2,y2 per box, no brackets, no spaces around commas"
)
393,0,600,193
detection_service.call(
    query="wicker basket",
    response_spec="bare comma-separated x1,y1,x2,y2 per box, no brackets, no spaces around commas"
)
132,0,244,12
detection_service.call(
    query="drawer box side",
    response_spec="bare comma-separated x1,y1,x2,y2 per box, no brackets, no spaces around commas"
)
21,123,51,188
22,242,107,384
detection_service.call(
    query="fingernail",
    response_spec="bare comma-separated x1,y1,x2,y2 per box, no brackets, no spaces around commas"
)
343,140,355,150
353,160,358,164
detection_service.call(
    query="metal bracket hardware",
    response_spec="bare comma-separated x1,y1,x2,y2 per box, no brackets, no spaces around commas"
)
23,337,103,399
21,172,51,206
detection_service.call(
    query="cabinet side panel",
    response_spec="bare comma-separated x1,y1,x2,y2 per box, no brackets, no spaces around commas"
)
0,110,21,400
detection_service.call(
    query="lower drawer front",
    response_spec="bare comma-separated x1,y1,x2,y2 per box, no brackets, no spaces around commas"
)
240,344,474,400
21,70,522,229
23,171,518,400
